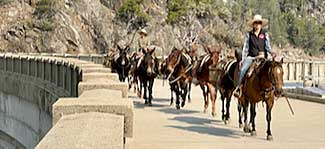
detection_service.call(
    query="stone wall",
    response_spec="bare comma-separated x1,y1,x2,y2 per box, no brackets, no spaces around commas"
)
0,53,133,149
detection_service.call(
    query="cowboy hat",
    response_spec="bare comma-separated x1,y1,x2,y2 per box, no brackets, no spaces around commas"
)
139,29,147,35
247,14,269,28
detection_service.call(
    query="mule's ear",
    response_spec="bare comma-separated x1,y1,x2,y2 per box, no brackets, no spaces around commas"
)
150,47,156,55
280,57,284,63
117,45,122,51
141,48,147,54
206,46,212,55
125,46,130,52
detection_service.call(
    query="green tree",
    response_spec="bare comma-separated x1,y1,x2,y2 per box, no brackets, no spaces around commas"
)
117,0,150,29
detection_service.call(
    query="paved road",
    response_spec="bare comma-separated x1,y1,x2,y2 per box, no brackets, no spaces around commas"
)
126,79,325,149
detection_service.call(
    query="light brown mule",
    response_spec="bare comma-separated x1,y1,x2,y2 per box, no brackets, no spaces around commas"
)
193,47,221,116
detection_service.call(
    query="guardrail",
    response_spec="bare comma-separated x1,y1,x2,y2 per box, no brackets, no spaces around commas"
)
0,54,82,97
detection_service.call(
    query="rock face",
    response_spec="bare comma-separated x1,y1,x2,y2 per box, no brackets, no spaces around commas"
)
0,0,324,55
0,0,116,54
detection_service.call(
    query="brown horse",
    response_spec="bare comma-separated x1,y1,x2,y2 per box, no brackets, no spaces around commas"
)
238,58,284,140
161,47,193,109
192,47,221,116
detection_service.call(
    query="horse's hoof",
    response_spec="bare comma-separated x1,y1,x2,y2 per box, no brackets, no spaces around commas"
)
211,112,216,117
224,120,230,125
239,124,243,128
203,109,207,113
148,102,153,107
222,115,225,121
251,131,257,136
181,102,185,107
144,100,148,105
243,126,250,133
267,135,273,141
176,105,180,110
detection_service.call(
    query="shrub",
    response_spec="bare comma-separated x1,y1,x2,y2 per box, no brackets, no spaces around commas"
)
117,0,150,29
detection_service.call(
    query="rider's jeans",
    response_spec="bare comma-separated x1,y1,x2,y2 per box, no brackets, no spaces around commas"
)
237,57,254,86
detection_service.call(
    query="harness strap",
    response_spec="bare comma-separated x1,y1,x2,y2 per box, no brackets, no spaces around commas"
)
225,60,236,74
169,64,193,84
166,54,182,80
137,56,144,68
200,55,210,69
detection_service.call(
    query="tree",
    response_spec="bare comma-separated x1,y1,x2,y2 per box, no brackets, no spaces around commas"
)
117,0,150,29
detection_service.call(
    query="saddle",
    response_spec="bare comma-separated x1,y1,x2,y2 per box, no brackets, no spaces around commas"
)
246,57,266,78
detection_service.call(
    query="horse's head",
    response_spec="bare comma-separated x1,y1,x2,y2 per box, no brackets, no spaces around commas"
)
117,45,130,66
206,45,221,66
269,58,284,97
142,47,157,76
164,47,183,73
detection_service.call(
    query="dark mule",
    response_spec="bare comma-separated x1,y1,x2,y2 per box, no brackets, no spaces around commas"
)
111,45,131,82
217,50,241,124
160,48,194,107
129,51,142,94
192,47,221,116
238,58,284,140
137,48,159,106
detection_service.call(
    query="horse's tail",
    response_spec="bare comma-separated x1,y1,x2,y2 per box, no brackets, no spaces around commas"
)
235,49,241,62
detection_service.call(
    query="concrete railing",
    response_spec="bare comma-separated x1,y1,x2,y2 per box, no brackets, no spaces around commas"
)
0,53,133,149
282,60,325,86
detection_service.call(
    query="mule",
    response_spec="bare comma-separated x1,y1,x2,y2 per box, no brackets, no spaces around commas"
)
192,47,221,116
217,50,241,124
111,45,131,82
160,47,193,109
137,48,159,106
238,58,284,140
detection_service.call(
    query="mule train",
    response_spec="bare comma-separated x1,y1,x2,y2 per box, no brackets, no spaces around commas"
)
105,44,285,141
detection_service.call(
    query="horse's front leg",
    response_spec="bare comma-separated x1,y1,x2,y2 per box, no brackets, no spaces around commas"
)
242,98,250,133
143,80,148,104
225,94,232,124
200,84,208,113
238,100,243,128
187,82,192,103
250,102,257,136
175,84,181,110
148,78,154,106
181,83,188,107
170,84,174,106
207,83,217,117
220,92,226,121
266,98,274,140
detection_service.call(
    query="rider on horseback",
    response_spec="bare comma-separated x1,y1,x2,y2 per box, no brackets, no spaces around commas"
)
234,14,277,97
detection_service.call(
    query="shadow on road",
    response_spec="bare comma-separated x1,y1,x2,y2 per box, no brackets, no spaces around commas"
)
169,116,222,125
167,125,240,138
157,107,199,115
133,100,168,109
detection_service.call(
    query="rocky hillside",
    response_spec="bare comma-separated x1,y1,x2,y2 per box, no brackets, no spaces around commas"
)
0,0,324,58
